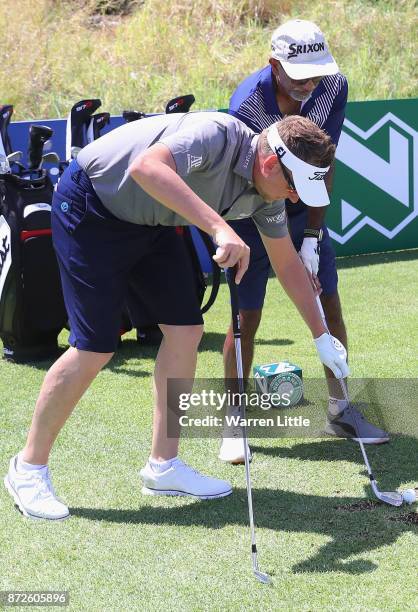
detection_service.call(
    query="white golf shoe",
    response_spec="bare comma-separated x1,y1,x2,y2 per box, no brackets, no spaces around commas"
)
218,434,252,464
140,457,232,499
219,411,252,464
4,456,70,521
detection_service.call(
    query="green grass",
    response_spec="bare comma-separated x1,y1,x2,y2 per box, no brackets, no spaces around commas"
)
0,0,416,120
0,250,417,611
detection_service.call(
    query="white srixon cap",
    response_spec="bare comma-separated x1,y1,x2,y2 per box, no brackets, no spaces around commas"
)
267,125,330,206
271,19,339,80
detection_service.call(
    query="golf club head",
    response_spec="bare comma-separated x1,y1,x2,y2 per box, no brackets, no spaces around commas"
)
70,146,82,160
0,104,14,156
371,480,403,506
165,94,195,114
7,151,23,163
122,110,146,123
253,570,272,585
86,112,110,143
378,491,404,507
66,98,101,159
28,125,54,169
41,152,60,165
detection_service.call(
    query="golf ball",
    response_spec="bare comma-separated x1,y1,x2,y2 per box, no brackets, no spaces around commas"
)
402,489,417,505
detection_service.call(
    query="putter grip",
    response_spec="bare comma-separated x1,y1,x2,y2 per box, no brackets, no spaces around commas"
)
227,266,240,335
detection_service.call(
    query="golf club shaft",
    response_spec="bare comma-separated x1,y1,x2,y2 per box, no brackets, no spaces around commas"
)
0,105,13,156
315,297,380,486
234,335,259,569
227,266,261,572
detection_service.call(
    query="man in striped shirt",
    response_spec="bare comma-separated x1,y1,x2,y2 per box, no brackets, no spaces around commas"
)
220,19,388,463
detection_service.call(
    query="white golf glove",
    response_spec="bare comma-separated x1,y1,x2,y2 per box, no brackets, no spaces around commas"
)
299,237,319,275
314,333,350,379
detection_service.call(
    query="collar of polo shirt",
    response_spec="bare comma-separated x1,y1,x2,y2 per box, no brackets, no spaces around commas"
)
266,125,330,206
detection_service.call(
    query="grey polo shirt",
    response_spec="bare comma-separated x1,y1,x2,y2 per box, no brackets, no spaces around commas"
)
76,112,287,239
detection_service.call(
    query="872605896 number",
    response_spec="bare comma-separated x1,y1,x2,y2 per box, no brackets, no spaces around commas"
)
0,591,69,606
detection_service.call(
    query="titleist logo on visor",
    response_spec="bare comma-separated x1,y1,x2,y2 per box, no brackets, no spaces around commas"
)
275,146,286,158
287,41,325,59
309,170,327,181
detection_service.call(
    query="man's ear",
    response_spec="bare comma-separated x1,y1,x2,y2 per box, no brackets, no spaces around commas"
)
260,153,279,177
269,58,279,70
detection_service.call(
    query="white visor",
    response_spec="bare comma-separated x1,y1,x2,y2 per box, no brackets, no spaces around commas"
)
266,125,330,206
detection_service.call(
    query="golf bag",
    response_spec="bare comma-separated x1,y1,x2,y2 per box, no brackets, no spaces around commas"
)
0,170,67,361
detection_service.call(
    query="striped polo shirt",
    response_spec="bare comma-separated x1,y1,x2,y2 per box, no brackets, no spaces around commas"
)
229,65,348,144
229,65,348,215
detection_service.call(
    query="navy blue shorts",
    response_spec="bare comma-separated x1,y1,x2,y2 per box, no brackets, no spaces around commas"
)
51,160,203,353
228,211,338,310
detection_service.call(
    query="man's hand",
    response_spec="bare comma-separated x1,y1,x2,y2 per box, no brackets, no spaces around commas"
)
212,224,250,284
314,333,350,379
299,237,319,275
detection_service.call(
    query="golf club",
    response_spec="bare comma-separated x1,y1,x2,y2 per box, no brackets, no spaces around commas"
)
6,151,25,174
86,112,110,144
39,151,60,169
0,104,14,157
6,151,23,164
66,99,101,161
227,265,272,585
165,94,195,114
28,125,53,170
122,110,145,123
315,295,403,506
70,146,82,160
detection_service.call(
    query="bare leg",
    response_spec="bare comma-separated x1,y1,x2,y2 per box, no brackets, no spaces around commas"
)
320,291,348,399
223,309,262,385
151,324,203,461
22,347,113,465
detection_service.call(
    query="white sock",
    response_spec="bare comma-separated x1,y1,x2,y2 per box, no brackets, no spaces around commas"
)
328,397,348,416
17,453,47,473
149,456,177,473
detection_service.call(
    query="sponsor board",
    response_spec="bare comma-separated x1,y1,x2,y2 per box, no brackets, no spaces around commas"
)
6,98,418,258
330,98,418,255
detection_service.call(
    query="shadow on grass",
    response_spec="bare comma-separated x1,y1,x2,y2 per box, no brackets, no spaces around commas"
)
336,248,418,269
7,339,157,377
71,483,416,575
250,434,418,492
71,433,417,575
199,332,295,352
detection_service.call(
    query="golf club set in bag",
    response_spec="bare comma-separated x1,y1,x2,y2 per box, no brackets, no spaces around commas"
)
0,104,67,362
0,95,219,361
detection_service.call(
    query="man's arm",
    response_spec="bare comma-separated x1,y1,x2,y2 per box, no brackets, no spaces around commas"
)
260,232,349,378
301,77,348,270
129,143,250,282
260,232,326,338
